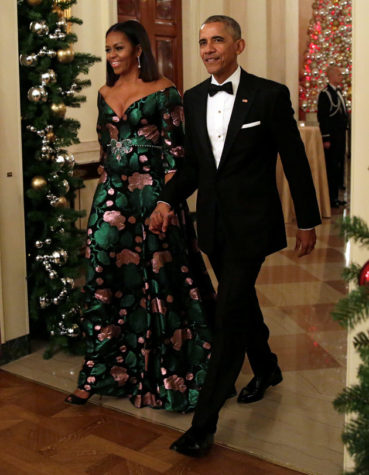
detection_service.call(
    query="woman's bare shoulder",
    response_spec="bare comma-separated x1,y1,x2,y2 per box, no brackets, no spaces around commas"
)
154,77,176,90
99,84,110,96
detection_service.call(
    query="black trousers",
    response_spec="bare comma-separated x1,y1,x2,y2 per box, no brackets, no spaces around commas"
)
191,220,277,435
324,130,346,202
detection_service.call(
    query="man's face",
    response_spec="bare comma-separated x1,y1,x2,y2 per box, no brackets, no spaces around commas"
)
199,22,244,83
329,67,343,87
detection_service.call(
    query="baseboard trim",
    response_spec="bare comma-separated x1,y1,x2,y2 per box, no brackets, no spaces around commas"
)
0,334,31,365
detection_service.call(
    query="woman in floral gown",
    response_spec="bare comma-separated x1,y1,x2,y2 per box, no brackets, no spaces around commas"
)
65,21,215,412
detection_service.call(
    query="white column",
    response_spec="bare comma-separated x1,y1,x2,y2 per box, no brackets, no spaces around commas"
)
182,0,226,91
0,0,29,342
345,0,369,470
284,0,299,116
244,0,268,77
70,0,117,163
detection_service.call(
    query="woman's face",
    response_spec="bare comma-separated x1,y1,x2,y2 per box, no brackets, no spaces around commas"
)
105,31,139,77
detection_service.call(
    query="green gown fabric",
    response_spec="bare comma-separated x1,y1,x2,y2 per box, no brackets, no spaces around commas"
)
77,86,215,412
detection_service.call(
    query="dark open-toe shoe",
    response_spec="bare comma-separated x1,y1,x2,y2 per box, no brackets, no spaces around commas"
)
64,391,94,405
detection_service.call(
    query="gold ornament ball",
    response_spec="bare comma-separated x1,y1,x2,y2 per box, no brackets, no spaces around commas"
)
31,176,47,190
54,196,68,208
46,131,56,142
26,0,43,5
57,48,75,64
51,102,67,118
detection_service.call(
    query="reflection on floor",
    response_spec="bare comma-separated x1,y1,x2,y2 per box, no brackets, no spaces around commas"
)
2,213,347,475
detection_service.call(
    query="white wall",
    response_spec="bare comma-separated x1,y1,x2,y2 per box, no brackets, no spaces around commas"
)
0,0,29,343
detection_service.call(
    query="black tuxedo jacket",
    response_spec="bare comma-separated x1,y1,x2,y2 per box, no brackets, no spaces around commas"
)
160,69,321,259
317,83,348,141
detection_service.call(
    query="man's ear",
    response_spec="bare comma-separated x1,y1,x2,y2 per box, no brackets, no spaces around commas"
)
236,38,246,55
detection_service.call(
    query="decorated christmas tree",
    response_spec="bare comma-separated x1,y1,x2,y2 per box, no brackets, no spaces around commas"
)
299,0,352,116
18,0,100,357
332,217,369,474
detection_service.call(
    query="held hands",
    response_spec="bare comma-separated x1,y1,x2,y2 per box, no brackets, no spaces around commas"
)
149,202,174,234
295,228,317,257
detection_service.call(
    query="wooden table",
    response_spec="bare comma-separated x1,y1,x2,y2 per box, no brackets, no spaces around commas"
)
276,124,331,223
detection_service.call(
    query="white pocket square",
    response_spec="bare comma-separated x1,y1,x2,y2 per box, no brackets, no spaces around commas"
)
241,121,261,129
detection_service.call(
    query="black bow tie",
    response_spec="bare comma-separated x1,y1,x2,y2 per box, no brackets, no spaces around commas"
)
208,82,233,97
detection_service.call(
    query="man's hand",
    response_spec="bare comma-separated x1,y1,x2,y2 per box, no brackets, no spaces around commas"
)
149,202,174,234
323,141,331,149
295,228,317,257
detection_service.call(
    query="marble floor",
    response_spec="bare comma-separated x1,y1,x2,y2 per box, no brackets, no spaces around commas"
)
2,211,348,475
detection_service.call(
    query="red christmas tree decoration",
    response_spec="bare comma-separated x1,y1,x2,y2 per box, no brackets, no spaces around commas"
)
358,260,369,287
299,0,352,115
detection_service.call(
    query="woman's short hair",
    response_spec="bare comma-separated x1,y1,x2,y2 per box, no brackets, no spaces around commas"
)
202,15,242,40
105,21,160,86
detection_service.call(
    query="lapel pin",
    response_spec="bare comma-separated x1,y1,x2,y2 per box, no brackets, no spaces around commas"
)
242,99,248,103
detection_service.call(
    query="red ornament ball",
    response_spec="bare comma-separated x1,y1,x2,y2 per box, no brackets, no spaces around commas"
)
358,260,369,286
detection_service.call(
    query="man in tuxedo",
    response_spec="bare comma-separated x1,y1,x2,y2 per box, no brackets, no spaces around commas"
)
317,65,349,208
150,15,321,457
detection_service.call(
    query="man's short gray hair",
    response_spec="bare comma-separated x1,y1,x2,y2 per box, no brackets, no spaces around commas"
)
202,15,242,40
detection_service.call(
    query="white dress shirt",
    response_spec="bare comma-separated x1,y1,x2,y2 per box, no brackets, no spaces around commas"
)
207,66,241,168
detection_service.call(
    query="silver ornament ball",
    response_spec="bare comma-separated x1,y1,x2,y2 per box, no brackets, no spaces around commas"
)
27,86,48,103
20,53,38,67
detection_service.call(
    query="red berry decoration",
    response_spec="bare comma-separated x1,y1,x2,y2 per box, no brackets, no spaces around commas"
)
358,260,369,286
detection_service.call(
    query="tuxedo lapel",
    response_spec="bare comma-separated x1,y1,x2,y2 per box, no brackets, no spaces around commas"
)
190,78,217,170
218,70,257,171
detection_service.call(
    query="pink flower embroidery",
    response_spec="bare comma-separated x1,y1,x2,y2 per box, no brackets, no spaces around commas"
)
85,246,91,258
189,288,200,301
169,146,184,157
97,324,121,341
143,392,158,407
110,366,129,386
116,249,140,267
94,288,112,303
163,375,187,392
139,155,148,163
128,172,153,192
137,124,160,143
151,250,173,273
98,166,107,183
106,123,119,140
103,211,126,230
96,278,104,285
171,105,184,126
151,297,167,315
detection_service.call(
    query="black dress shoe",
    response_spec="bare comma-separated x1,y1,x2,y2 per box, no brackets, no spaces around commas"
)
170,428,214,457
338,200,347,206
237,366,283,404
330,200,340,208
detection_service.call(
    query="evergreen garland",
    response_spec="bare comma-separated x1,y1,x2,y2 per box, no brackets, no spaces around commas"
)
332,216,369,474
18,0,100,357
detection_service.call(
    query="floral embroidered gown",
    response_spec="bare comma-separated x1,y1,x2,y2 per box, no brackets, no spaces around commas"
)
78,86,215,412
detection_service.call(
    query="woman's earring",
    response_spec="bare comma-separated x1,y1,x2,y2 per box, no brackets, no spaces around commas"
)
137,56,141,69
